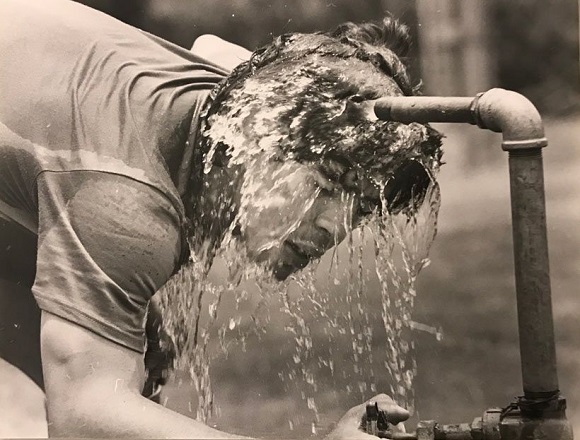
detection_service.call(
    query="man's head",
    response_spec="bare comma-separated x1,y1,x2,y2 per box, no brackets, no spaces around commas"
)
191,17,443,279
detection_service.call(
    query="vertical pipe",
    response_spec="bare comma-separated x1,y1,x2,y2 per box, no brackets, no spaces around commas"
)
375,89,563,402
508,148,559,397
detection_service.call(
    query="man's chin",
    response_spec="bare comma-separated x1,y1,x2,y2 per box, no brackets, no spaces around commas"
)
272,257,311,280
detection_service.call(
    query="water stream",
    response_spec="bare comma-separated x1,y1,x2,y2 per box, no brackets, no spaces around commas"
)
156,60,443,433
156,178,441,434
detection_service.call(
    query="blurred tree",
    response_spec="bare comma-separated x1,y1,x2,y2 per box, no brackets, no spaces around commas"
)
415,0,495,96
147,0,395,49
74,0,579,115
491,0,580,114
414,0,498,171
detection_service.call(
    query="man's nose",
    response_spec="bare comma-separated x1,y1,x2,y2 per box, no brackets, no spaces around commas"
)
314,197,357,245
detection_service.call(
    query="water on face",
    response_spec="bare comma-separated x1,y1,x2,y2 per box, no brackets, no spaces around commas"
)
155,175,441,434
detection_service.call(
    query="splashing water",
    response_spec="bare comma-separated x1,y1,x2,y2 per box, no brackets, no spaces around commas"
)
156,175,441,431
156,35,443,431
372,181,441,412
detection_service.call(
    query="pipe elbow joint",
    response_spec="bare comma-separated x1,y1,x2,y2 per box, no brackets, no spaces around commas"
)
474,88,548,150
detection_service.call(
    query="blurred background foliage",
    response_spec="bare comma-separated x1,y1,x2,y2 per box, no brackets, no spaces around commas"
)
77,0,579,115
491,0,580,115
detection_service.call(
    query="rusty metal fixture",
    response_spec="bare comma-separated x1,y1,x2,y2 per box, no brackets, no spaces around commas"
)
364,403,573,439
372,89,573,439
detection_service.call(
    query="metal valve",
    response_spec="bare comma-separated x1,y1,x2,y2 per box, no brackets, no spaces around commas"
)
362,396,573,440
363,401,478,440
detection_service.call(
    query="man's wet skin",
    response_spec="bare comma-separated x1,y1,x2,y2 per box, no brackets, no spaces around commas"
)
264,159,433,280
195,26,443,281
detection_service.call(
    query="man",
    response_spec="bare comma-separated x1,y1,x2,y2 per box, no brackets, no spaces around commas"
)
0,0,441,437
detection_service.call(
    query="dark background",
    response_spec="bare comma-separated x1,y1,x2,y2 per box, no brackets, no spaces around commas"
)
77,0,580,115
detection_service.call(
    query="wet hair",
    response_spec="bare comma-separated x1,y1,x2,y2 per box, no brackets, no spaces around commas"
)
195,15,441,186
324,17,415,94
328,17,413,59
202,15,418,122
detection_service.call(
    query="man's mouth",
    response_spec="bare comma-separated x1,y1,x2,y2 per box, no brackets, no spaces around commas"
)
282,241,311,267
272,240,326,280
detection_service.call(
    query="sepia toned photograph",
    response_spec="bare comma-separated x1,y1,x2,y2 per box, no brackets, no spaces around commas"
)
1,0,579,438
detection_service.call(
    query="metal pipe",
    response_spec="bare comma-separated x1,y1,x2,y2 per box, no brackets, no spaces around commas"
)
374,96,475,124
374,88,559,401
508,148,558,398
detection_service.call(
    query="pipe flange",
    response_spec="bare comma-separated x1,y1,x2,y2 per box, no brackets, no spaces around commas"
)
470,92,486,129
502,138,548,151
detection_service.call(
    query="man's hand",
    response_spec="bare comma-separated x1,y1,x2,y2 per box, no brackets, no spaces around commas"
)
325,394,409,440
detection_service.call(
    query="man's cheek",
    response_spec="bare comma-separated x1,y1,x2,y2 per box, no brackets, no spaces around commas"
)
239,175,320,248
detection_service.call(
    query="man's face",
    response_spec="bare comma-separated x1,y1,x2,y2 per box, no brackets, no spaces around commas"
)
240,159,372,280
201,38,441,279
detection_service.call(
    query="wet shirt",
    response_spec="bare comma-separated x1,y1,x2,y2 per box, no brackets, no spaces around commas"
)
0,0,228,352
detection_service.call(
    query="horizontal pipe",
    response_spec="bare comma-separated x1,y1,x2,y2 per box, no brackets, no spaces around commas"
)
374,96,475,124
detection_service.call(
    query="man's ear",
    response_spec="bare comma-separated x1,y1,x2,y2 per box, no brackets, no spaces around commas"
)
191,34,252,71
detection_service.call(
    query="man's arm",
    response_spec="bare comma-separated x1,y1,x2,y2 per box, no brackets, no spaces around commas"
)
42,311,408,438
41,311,245,438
